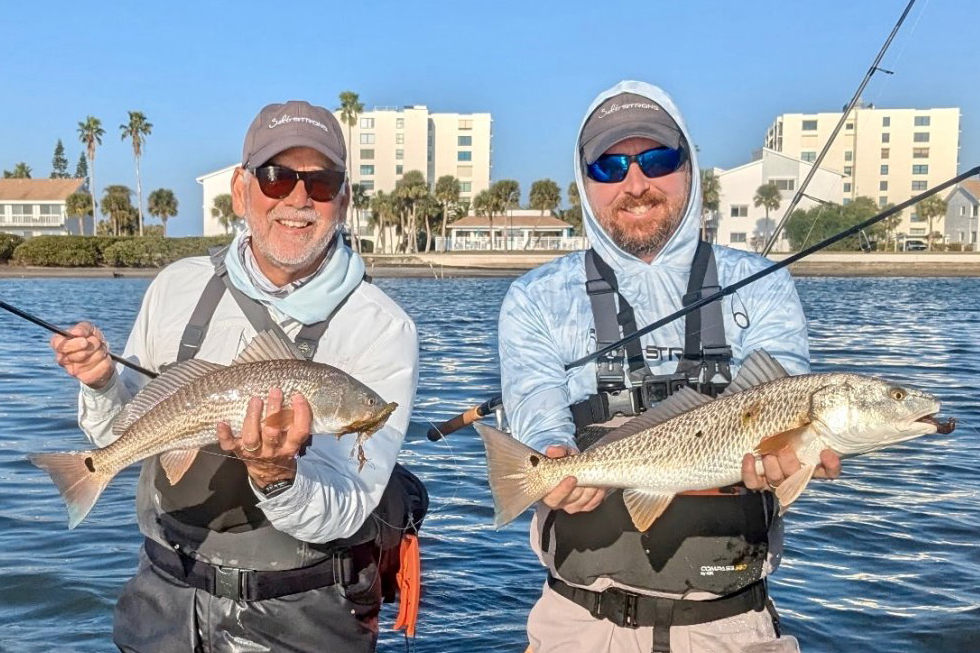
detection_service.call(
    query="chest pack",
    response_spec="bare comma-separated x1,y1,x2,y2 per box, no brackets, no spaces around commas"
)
538,244,780,647
136,247,426,613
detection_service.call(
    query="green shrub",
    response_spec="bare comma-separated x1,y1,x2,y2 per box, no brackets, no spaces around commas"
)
0,233,24,263
10,235,234,267
103,235,233,267
12,235,120,266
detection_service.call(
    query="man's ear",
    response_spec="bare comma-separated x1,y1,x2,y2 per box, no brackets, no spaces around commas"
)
337,181,351,215
231,167,247,217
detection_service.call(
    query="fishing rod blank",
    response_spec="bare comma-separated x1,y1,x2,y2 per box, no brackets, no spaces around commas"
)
0,300,158,379
427,396,502,441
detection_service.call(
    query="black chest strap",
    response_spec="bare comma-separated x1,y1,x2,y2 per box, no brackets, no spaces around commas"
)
675,240,732,385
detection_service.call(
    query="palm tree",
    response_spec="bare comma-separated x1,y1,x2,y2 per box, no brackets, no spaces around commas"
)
338,92,363,233
700,170,720,242
917,195,948,252
120,111,153,236
65,191,93,235
753,182,782,250
3,163,32,178
567,180,580,208
77,116,105,227
211,193,238,233
369,190,394,253
351,183,369,252
491,180,520,251
529,179,561,249
101,185,137,236
474,188,507,251
434,175,460,251
147,188,178,237
395,170,429,253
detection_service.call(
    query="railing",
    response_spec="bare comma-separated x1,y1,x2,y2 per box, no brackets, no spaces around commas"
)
436,236,588,251
0,215,64,226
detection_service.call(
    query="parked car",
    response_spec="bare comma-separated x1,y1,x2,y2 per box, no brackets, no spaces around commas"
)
903,240,927,251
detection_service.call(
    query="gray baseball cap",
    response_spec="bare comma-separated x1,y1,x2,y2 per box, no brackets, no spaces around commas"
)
580,93,684,163
241,100,346,170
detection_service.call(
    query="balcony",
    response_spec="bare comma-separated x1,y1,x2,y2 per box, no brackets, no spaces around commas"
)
0,214,64,226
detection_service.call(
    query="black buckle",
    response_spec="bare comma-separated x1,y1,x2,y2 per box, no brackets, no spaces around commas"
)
701,344,732,361
594,587,640,629
640,373,689,406
213,566,248,601
604,387,641,418
596,350,626,389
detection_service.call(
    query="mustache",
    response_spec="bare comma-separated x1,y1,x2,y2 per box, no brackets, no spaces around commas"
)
611,190,669,213
269,206,319,223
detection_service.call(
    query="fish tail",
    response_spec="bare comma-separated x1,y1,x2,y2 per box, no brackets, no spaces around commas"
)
474,423,553,528
28,451,111,529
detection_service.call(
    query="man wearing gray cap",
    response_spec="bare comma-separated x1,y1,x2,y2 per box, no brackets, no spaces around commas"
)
496,81,842,652
49,100,422,652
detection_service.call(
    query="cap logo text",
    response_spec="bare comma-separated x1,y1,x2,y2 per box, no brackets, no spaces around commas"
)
597,102,661,119
268,114,330,133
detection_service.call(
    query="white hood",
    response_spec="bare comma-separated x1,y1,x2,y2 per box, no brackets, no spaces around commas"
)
574,80,703,279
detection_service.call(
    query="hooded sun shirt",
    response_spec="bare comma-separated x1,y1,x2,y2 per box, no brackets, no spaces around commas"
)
498,81,811,454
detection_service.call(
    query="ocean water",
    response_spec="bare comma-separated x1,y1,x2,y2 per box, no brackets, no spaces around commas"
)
0,275,977,652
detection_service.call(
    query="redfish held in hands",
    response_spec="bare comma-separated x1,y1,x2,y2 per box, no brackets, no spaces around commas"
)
29,331,397,529
477,350,954,530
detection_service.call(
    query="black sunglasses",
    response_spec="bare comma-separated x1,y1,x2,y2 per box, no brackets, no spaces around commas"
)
249,165,346,202
586,146,687,183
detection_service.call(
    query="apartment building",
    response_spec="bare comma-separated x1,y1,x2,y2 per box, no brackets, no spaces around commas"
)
0,178,92,237
765,105,960,239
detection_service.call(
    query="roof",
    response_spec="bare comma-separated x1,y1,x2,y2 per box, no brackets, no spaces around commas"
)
448,214,573,229
196,164,238,183
0,178,85,201
960,179,980,202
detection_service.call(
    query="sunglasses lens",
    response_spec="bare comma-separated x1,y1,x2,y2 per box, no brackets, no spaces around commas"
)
637,147,684,178
305,170,345,202
587,156,629,183
255,166,298,199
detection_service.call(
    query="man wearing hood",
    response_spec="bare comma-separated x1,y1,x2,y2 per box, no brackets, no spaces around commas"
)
49,101,420,652
498,82,841,653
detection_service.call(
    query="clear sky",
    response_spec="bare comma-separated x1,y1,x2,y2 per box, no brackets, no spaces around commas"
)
1,0,975,237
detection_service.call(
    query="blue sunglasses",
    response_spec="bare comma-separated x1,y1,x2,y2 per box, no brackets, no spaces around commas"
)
586,146,687,183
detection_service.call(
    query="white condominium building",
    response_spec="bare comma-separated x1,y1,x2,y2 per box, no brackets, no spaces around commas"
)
764,105,960,239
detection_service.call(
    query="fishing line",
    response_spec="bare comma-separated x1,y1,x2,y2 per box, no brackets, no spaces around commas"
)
868,0,933,108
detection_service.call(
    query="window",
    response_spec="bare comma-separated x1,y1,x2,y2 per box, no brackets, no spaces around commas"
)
843,182,852,193
359,118,374,129
460,181,472,192
801,151,816,162
881,148,890,159
912,164,929,174
772,179,795,191
844,166,852,176
914,116,931,127
882,116,891,127
913,148,929,159
730,205,748,217
395,165,403,175
843,198,852,206
910,212,923,222
395,149,404,160
879,181,888,191
396,133,404,145
880,165,889,175
846,123,853,130
360,180,374,191
914,132,930,142
11,204,32,216
457,165,473,177
359,133,374,144
40,204,61,215
396,118,404,129
881,133,890,143
879,196,889,207
802,120,818,131
845,150,853,162
910,227,926,235
960,206,967,216
359,165,374,176
730,232,747,243
458,151,472,161
911,180,928,191
459,119,473,130
458,135,472,146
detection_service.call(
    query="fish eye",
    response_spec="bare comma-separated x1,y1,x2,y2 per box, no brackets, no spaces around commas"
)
890,388,906,401
368,398,376,406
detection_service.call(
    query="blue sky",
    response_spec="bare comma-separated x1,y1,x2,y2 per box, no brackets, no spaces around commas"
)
1,0,975,237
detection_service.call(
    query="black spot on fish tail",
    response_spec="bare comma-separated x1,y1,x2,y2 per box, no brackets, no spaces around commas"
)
84,457,95,473
529,455,540,467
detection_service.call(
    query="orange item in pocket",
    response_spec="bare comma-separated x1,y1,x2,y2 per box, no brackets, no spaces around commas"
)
392,533,421,638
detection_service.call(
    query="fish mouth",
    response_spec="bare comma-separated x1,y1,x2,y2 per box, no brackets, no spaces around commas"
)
914,413,956,435
340,401,398,435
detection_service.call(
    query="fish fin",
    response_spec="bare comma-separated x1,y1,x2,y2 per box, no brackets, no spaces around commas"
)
474,423,553,528
159,448,201,485
755,424,811,456
112,359,225,437
774,463,816,510
591,387,714,448
263,408,295,431
28,451,111,529
231,331,305,365
720,349,791,397
622,489,675,531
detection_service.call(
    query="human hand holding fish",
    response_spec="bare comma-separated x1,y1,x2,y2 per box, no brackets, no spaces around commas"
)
541,444,607,513
216,387,312,488
49,321,114,390
741,448,842,492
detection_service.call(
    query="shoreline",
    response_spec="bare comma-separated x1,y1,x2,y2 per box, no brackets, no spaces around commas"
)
3,252,980,279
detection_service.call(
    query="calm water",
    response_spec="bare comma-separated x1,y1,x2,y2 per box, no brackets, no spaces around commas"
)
1,275,978,652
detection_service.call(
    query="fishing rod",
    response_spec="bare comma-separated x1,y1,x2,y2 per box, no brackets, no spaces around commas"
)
0,300,158,379
428,166,980,439
762,0,919,255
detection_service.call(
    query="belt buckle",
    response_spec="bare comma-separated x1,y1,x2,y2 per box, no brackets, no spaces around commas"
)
214,566,247,601
597,587,640,629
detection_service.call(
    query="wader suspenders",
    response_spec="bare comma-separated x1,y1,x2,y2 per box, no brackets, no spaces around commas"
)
176,246,345,363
